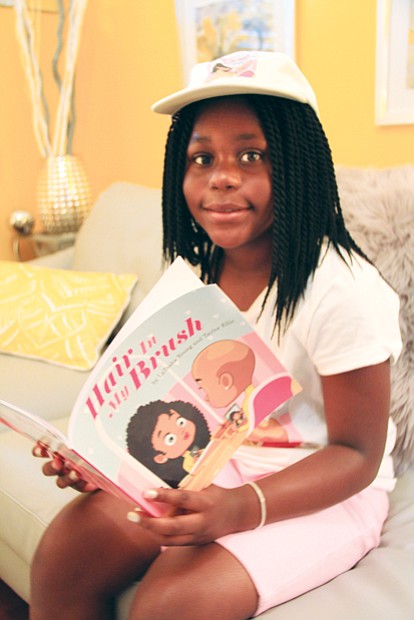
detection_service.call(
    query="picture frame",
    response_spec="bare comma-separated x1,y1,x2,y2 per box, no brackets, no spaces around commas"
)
375,0,414,125
175,0,295,82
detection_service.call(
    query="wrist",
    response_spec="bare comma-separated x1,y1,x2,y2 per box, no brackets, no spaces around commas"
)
227,483,267,532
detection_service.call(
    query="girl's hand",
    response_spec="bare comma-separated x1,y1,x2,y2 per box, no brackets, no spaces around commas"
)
127,484,249,546
32,442,99,493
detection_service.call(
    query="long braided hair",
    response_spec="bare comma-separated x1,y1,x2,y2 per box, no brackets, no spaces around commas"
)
161,94,368,332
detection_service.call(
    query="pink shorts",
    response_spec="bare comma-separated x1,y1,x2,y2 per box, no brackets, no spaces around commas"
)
216,486,389,616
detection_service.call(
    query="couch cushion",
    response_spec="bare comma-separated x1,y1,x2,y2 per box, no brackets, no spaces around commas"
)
72,182,164,295
72,182,165,329
0,353,89,423
0,419,78,600
0,261,137,370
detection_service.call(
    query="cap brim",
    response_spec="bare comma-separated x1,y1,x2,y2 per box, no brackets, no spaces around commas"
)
152,78,314,115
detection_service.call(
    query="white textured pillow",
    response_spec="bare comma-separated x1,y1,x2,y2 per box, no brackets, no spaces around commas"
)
337,165,414,474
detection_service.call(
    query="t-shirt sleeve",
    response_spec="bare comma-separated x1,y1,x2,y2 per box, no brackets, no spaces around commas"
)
298,252,402,376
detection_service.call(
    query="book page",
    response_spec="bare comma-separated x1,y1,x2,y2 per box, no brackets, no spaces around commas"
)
110,257,203,343
0,398,169,515
0,398,68,453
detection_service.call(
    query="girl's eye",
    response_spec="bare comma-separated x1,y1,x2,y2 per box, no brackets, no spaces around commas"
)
176,417,187,428
192,153,212,166
164,433,177,447
240,151,263,163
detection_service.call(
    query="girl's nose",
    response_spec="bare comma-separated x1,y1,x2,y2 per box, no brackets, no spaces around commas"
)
209,162,241,190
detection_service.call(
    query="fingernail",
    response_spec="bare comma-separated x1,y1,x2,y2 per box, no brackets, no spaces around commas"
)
68,470,79,482
34,446,42,457
127,510,141,523
143,489,158,499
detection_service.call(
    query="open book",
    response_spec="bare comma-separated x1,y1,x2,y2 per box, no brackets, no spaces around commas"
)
0,258,299,516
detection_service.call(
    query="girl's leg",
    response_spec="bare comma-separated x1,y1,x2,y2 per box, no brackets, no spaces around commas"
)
128,543,259,620
30,490,161,620
128,487,388,620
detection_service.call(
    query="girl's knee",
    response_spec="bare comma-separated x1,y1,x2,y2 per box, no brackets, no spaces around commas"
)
128,545,258,620
31,491,161,611
32,492,122,589
128,576,189,620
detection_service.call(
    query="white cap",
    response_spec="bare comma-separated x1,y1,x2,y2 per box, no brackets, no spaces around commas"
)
152,51,319,115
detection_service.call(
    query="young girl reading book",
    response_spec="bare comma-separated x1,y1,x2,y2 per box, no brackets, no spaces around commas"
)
31,51,402,620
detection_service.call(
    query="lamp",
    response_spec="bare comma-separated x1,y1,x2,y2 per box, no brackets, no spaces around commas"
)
14,0,91,233
37,153,91,233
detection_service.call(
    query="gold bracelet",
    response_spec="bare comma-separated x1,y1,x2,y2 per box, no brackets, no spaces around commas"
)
245,481,267,528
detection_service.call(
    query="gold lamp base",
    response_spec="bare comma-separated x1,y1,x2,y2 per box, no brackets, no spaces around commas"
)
37,155,92,233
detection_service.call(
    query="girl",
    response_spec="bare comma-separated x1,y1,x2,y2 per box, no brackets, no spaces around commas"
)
31,51,401,620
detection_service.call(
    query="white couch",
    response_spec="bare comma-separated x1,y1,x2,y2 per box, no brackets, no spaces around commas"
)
1,168,414,619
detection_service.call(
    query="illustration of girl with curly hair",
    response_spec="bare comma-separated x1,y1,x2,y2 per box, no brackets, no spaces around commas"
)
126,399,211,488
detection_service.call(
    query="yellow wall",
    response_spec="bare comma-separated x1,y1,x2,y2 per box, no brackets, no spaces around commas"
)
0,0,413,261
296,1,413,166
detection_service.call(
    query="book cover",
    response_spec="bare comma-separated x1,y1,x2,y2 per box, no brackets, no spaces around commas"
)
0,259,299,515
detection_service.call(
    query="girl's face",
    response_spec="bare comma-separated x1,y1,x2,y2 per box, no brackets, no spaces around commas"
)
183,97,274,254
151,409,196,460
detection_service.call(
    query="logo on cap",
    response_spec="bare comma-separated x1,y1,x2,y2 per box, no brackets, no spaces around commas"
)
206,52,258,83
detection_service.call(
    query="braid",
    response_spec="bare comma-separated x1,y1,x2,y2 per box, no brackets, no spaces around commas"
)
162,111,194,260
162,106,214,279
161,94,368,332
252,96,370,331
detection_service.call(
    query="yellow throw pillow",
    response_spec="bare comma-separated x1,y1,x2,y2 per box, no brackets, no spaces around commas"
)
0,261,138,370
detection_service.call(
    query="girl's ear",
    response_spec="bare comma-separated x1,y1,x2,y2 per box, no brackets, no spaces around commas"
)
220,372,234,391
154,453,168,464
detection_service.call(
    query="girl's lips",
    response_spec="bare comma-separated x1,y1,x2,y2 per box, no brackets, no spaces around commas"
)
202,202,250,213
201,203,252,221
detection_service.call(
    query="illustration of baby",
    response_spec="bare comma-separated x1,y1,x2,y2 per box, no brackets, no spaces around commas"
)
192,339,255,434
177,340,257,490
180,339,295,491
192,339,294,446
126,400,210,488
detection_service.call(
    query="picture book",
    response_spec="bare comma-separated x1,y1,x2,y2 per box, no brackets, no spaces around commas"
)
0,258,300,516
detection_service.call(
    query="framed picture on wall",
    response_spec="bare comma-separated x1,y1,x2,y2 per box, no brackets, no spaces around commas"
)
375,0,414,125
175,0,295,82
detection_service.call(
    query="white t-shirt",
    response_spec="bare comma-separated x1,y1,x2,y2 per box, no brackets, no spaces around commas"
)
233,246,402,491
